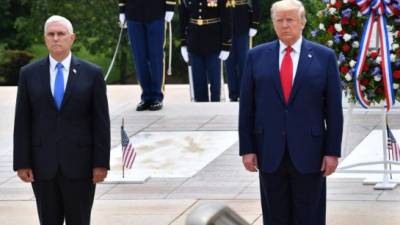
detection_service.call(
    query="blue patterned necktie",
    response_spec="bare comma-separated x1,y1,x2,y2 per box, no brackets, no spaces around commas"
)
54,63,65,110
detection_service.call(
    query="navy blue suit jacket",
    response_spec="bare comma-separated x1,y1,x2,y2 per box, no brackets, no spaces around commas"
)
13,56,110,180
239,39,343,174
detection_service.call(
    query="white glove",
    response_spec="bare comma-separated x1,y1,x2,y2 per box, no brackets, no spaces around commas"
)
181,46,189,63
119,13,126,28
249,28,258,37
219,50,230,61
165,11,174,22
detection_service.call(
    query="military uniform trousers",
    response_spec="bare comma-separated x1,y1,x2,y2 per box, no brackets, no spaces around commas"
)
189,52,221,102
127,19,165,102
224,33,249,101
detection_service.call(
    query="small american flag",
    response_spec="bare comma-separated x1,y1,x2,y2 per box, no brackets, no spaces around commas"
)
387,125,400,162
121,126,136,169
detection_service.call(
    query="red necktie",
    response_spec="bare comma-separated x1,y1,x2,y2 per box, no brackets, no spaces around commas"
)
280,46,293,103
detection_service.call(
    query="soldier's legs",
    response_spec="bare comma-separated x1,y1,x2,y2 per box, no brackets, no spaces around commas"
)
146,19,165,102
127,20,151,102
236,33,249,100
224,39,238,101
205,53,221,102
190,53,209,101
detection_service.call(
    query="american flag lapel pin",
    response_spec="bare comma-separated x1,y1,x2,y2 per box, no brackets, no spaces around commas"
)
73,68,77,74
308,54,312,58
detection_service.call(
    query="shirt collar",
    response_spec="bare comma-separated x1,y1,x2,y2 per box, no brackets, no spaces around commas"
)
49,52,72,71
279,36,302,54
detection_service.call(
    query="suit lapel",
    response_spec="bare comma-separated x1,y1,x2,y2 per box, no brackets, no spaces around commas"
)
60,55,80,109
39,58,58,110
288,39,313,104
268,41,285,103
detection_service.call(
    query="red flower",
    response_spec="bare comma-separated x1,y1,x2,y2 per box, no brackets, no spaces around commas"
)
397,48,400,55
375,87,384,94
363,63,369,72
341,18,349,25
342,43,351,53
350,19,358,26
340,66,350,74
335,1,342,8
327,25,335,34
361,78,370,86
398,32,400,38
393,70,400,79
348,0,356,4
370,51,379,59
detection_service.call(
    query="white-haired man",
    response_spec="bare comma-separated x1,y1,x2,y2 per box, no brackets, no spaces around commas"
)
13,15,110,225
239,0,343,224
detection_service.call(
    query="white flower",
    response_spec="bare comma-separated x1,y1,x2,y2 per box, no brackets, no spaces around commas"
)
394,83,399,90
327,40,333,47
345,73,352,81
357,12,363,17
343,33,352,42
391,54,396,62
319,23,325,31
387,25,393,32
329,8,337,15
330,0,336,5
375,56,382,64
343,0,348,3
374,75,381,82
334,23,343,32
361,85,366,91
352,41,359,48
392,43,399,51
349,60,356,67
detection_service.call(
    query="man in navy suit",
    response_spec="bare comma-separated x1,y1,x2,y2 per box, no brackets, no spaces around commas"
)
13,15,110,225
239,1,343,225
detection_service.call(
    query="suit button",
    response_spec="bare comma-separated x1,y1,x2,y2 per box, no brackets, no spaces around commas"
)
282,132,286,136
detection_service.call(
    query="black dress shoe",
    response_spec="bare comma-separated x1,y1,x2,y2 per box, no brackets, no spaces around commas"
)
230,97,238,102
136,101,151,111
149,101,163,111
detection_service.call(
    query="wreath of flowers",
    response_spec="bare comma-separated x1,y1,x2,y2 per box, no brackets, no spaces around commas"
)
310,0,400,104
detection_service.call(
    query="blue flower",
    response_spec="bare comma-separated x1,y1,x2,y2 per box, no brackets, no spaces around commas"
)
311,29,318,37
322,0,330,3
351,31,358,39
342,8,352,18
334,33,341,44
338,52,346,63
372,67,381,76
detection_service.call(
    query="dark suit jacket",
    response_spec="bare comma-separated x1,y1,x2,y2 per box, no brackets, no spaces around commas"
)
239,39,343,174
13,55,110,180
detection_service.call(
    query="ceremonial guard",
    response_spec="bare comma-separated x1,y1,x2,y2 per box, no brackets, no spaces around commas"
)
225,0,259,101
119,0,176,111
180,0,233,102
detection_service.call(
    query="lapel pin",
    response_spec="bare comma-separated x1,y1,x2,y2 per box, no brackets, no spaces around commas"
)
73,68,77,74
308,54,312,58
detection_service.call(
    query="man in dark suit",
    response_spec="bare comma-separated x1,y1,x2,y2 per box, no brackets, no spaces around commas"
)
239,1,343,225
13,15,110,225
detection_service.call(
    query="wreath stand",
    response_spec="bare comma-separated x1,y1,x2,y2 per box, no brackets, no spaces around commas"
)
337,102,400,190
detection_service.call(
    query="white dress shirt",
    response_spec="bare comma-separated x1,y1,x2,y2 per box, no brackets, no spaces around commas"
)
49,53,71,96
279,37,302,84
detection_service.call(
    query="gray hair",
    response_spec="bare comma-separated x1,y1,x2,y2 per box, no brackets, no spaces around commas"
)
44,15,74,34
271,0,306,22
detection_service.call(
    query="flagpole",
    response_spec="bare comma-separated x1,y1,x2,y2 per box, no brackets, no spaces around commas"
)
386,114,393,180
122,118,125,179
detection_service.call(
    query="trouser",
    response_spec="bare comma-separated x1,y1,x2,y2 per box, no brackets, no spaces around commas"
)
127,19,165,102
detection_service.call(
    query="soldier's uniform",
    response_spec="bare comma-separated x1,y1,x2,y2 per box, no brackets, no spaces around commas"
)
180,0,233,102
119,0,176,110
225,0,259,101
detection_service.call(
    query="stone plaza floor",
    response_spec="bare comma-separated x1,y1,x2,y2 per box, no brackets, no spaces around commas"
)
0,85,399,225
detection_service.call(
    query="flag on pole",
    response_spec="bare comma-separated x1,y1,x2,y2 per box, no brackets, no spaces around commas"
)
121,126,136,169
387,124,400,162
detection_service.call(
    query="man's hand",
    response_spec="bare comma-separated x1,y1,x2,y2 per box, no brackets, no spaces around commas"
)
17,168,34,183
165,11,174,22
249,28,258,37
242,153,258,172
92,168,108,184
119,13,126,28
219,50,230,61
321,156,338,177
181,46,189,63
